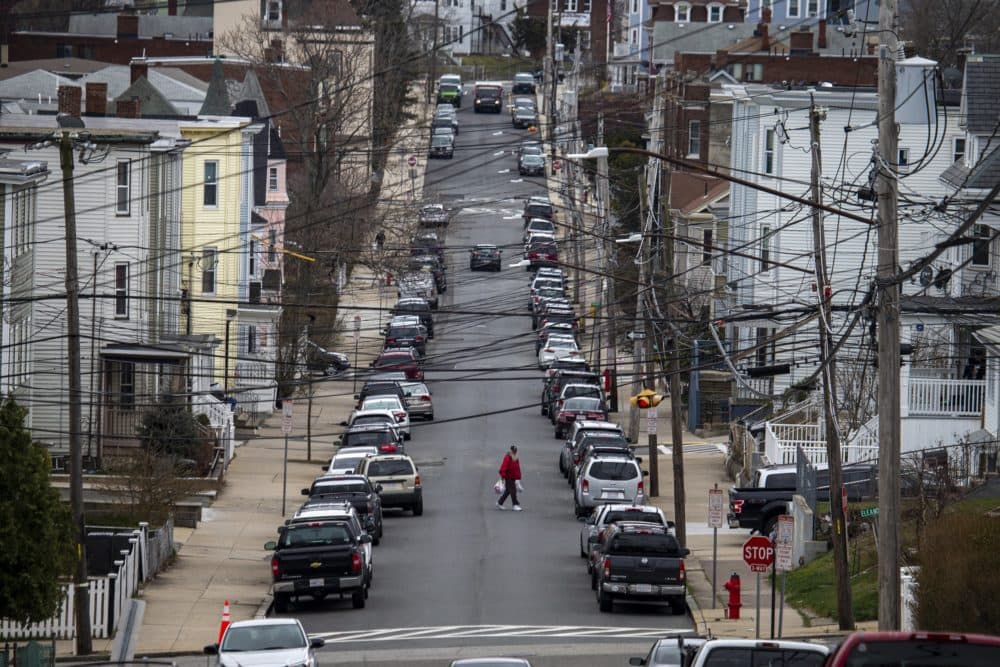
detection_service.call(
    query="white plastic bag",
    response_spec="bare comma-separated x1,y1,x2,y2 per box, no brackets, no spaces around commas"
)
493,478,505,494
516,480,524,492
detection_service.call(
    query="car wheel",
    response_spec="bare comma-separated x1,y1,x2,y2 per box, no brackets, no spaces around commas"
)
591,572,598,590
554,426,563,439
470,264,475,271
580,541,587,558
574,500,585,518
762,515,778,538
378,522,384,540
671,597,687,615
427,412,434,421
352,589,366,609
540,404,547,416
404,431,411,441
558,456,565,474
412,499,424,516
372,532,381,547
598,589,613,613
273,593,289,613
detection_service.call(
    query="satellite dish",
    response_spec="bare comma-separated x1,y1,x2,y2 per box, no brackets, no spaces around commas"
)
919,266,934,287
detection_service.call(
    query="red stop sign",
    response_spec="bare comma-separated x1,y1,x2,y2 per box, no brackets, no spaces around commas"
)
407,155,417,167
742,536,774,572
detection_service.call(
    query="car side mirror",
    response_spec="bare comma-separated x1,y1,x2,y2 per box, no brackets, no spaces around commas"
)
359,533,373,544
629,658,645,666
310,638,326,649
339,420,348,426
204,644,220,655
353,394,360,401
301,488,310,496
576,515,587,522
667,520,676,529
635,456,643,465
321,464,329,471
376,483,384,493
681,548,691,557
642,470,650,477
264,541,277,550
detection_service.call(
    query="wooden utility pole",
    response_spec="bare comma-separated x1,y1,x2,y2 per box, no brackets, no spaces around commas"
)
60,131,93,654
809,100,854,630
545,0,554,118
876,0,902,630
596,116,618,413
426,0,440,105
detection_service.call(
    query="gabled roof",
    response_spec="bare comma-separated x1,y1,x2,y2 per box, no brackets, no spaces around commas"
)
963,55,1000,134
670,172,729,216
199,59,233,116
113,76,181,117
940,146,1000,190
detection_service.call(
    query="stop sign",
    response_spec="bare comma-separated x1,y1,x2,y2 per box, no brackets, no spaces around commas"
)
742,535,774,573
407,155,417,167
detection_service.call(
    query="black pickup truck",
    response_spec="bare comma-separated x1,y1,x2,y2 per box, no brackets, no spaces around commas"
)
265,519,372,612
594,521,688,614
301,474,384,545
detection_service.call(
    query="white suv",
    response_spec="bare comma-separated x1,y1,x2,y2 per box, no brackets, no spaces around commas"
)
574,455,647,518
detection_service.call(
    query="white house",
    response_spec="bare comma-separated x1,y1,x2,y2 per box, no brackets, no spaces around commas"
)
411,0,525,56
610,0,653,91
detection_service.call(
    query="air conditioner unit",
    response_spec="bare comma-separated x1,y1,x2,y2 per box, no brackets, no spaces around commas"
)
249,281,262,304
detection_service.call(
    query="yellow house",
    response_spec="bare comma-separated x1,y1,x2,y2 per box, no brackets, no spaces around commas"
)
180,117,259,389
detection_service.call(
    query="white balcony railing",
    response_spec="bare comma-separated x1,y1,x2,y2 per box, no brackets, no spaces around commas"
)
192,392,235,465
764,421,879,466
908,377,985,416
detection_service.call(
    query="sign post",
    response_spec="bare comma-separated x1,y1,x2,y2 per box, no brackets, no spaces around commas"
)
742,535,774,638
775,515,794,638
281,400,293,516
708,485,725,608
352,314,362,393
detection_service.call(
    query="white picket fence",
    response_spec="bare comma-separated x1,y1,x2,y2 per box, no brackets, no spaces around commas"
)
0,522,166,640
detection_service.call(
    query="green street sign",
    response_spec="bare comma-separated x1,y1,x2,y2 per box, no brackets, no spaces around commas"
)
860,507,879,518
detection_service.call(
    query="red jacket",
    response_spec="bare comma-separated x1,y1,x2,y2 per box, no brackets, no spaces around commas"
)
499,454,522,481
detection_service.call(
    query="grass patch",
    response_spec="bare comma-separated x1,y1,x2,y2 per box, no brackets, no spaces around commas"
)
455,55,538,79
784,531,879,622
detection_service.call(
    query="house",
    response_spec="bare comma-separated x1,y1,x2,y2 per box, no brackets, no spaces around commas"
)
525,0,613,73
411,0,523,56
719,56,980,467
609,0,654,91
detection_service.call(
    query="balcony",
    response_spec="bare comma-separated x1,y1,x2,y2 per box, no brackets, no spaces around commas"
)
907,372,984,417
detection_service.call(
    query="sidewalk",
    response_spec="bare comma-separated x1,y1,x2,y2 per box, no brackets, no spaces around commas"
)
53,87,433,660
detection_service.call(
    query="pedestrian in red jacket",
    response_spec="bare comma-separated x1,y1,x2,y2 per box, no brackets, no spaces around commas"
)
497,444,523,511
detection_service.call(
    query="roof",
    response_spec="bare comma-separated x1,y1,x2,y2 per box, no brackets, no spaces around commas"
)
67,13,213,39
199,60,233,116
940,145,1000,190
0,57,111,81
670,172,729,216
964,55,1000,134
113,76,181,117
652,21,758,63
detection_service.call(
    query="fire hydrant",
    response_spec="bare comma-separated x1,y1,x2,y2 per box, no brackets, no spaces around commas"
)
723,572,742,619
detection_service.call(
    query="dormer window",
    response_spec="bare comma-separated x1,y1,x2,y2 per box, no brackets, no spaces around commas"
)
264,0,281,24
675,2,691,22
708,3,723,21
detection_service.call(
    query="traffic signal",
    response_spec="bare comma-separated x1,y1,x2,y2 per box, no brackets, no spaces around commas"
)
629,388,664,409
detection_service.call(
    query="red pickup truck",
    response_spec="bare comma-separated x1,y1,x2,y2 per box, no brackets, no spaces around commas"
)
823,631,1000,666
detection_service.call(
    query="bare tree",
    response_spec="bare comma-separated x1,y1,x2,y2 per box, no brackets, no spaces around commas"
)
902,0,1000,70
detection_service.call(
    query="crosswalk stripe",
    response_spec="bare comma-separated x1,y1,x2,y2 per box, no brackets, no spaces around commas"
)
310,624,693,643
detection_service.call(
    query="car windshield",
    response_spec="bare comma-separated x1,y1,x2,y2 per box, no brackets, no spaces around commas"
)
375,356,412,367
476,247,499,256
389,327,421,338
432,136,452,146
609,532,679,555
314,481,368,494
590,461,638,480
363,398,401,411
395,303,429,314
565,397,601,411
350,416,393,428
521,146,543,156
332,452,371,467
523,155,544,164
839,640,1000,667
341,432,390,447
221,624,306,651
280,523,353,548
421,206,444,214
703,648,826,667
440,84,460,94
529,221,554,231
367,459,415,476
528,241,557,253
548,338,578,350
604,511,661,525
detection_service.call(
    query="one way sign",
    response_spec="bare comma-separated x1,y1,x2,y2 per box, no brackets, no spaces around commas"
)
626,331,647,341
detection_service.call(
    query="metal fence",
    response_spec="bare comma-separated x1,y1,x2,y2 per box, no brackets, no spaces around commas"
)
0,640,54,667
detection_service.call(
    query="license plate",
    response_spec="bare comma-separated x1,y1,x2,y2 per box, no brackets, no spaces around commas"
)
633,583,653,593
309,578,324,588
602,490,625,499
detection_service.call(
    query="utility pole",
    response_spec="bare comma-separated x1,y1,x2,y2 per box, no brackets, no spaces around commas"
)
876,0,902,631
426,0,440,105
545,0,553,118
549,5,559,160
60,130,93,654
596,114,618,413
593,114,606,374
809,100,854,630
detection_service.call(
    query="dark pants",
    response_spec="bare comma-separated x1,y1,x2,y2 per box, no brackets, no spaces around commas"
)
498,478,519,506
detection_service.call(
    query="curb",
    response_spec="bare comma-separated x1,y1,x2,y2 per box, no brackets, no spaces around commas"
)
254,593,273,619
686,591,711,637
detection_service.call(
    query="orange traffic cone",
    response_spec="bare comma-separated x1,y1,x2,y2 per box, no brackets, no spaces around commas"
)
217,599,231,644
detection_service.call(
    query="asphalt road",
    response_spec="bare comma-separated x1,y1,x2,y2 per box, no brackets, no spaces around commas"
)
276,86,694,659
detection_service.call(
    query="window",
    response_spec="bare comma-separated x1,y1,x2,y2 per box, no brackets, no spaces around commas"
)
580,30,591,50
115,263,129,318
202,248,218,294
708,4,723,21
897,148,910,170
582,0,592,11
11,186,34,256
265,0,280,21
702,229,713,265
749,63,764,81
204,160,218,207
249,239,257,277
755,328,770,367
953,137,966,163
632,0,638,12
760,225,771,271
56,44,72,58
631,28,638,45
247,325,257,354
116,159,130,215
972,225,991,267
675,3,690,21
807,0,819,16
268,166,279,191
268,228,277,262
119,362,135,409
688,119,702,157
764,128,776,174
567,0,577,11
728,63,744,80
787,0,800,17
500,0,506,10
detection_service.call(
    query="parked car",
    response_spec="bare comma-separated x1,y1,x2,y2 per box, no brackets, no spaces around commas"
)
593,521,688,613
627,636,708,667
419,204,450,227
372,348,423,381
301,474,384,545
570,441,638,489
265,512,372,611
523,218,555,242
397,272,438,310
574,454,647,517
337,424,403,454
550,383,604,423
580,503,671,559
304,341,350,377
384,318,429,357
513,107,539,129
470,244,502,271
437,82,461,106
400,381,434,421
432,107,459,133
204,619,325,663
543,370,598,418
411,231,446,263
351,395,411,439
823,631,1000,667
429,134,454,159
354,378,406,407
510,95,537,120
512,72,537,94
326,446,379,475
392,297,434,338
538,335,582,370
554,396,608,439
536,322,576,354
525,238,558,270
686,639,828,667
408,255,447,293
356,454,423,515
518,153,545,175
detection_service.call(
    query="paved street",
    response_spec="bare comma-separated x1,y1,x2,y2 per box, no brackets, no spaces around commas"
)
276,89,695,652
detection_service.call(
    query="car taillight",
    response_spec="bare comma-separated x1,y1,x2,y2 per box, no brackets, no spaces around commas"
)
420,395,431,401
733,499,744,514
379,443,398,452
394,412,407,422
544,348,553,353
582,479,589,493
415,336,424,343
638,479,644,494
603,556,611,578
547,254,557,260
529,252,539,259
414,475,421,486
387,338,396,343
586,412,604,419
270,556,281,579
679,559,686,581
351,552,362,575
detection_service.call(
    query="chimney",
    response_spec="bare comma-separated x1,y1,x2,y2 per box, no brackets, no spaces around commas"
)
167,0,177,15
85,82,108,116
130,58,148,84
818,19,827,49
57,85,82,116
762,7,772,23
790,29,814,53
117,11,139,39
263,39,283,63
118,96,142,119
760,24,770,51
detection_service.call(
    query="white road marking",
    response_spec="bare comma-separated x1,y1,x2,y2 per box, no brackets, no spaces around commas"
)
510,178,524,183
497,168,510,174
492,131,504,136
493,150,506,156
311,625,692,643
502,215,520,220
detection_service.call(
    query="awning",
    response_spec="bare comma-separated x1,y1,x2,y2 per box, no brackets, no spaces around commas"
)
100,343,190,363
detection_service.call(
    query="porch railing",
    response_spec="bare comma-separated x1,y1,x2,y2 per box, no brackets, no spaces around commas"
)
908,377,985,416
